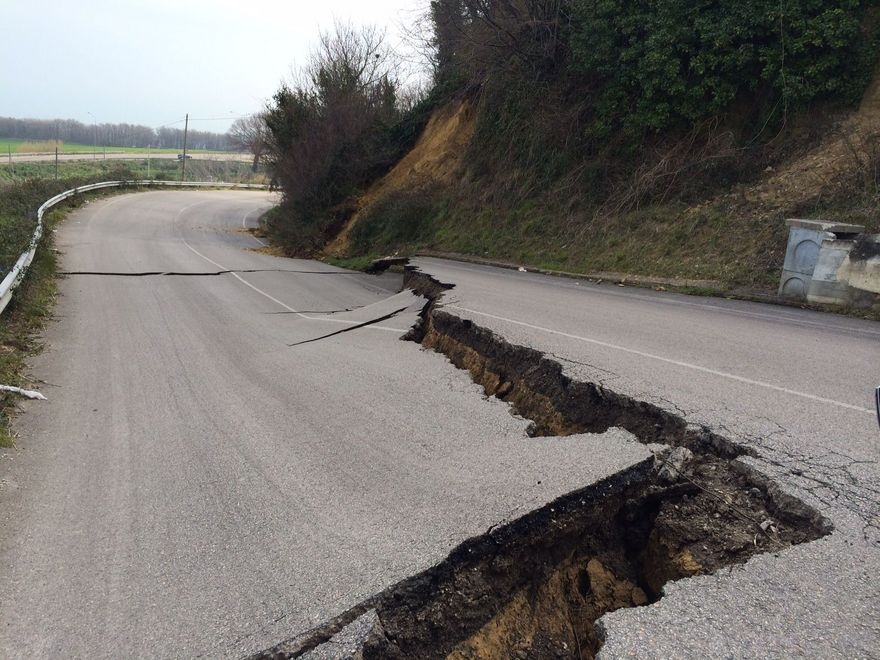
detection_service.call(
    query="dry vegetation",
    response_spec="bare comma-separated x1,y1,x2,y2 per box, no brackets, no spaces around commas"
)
261,1,879,292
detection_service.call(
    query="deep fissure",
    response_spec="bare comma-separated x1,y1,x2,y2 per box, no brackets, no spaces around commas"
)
251,267,829,660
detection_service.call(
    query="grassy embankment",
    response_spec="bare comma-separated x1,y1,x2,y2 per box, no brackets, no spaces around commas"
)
0,178,85,446
263,3,879,297
314,95,874,294
341,123,880,292
333,87,880,292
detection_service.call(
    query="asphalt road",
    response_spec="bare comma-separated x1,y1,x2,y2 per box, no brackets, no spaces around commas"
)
0,192,649,658
1,191,877,658
413,257,880,658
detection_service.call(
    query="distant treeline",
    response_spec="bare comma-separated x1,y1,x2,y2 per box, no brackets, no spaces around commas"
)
0,117,230,150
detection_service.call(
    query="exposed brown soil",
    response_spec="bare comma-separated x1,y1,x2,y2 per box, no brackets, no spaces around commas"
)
447,557,648,660
324,99,476,256
414,307,736,457
248,244,287,257
689,65,880,222
256,447,823,660
758,67,880,206
250,270,829,660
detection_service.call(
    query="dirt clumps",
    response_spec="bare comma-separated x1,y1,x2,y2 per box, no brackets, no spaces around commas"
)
448,558,647,660
253,433,825,660
250,271,830,660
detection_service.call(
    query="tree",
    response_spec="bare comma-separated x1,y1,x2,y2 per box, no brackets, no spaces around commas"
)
567,0,872,135
227,113,269,171
263,21,404,252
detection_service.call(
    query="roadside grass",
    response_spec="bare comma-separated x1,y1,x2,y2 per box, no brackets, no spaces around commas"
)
0,206,63,447
337,179,880,321
0,176,87,447
0,214,35,276
340,164,880,293
323,254,381,271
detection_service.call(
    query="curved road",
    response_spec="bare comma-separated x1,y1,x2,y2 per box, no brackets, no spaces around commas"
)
0,191,646,657
1,191,878,657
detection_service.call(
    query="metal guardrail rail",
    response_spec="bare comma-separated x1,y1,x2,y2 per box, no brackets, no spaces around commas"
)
0,180,268,316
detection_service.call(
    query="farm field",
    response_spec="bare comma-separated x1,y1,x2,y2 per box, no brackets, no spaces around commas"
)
0,138,218,155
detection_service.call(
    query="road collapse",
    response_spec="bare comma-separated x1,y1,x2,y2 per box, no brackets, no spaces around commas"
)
252,266,830,660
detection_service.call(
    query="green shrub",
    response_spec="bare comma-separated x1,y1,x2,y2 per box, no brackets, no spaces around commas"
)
567,0,877,136
263,23,431,255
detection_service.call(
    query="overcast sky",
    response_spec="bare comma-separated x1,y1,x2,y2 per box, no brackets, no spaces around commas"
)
1,0,428,132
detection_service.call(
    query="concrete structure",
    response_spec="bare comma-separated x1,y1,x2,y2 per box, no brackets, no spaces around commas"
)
808,237,858,305
778,218,880,308
839,235,880,300
778,219,864,299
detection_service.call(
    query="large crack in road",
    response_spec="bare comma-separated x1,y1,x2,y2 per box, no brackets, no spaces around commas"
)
251,266,831,660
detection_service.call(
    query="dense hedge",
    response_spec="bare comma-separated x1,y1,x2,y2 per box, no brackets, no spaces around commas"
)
262,24,436,255
567,0,877,135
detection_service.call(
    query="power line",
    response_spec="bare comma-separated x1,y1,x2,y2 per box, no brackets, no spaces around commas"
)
156,118,187,129
188,115,251,122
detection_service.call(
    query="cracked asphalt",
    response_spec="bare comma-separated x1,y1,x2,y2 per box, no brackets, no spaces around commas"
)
412,257,880,658
0,192,651,658
1,191,877,658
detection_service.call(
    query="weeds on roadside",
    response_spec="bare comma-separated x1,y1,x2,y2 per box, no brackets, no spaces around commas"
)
0,209,60,447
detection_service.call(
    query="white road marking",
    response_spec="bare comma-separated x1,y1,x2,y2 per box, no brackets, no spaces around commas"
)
241,208,266,246
449,305,876,415
182,239,408,332
173,201,410,334
428,259,880,337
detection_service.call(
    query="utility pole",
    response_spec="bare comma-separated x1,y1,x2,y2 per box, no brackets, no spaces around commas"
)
147,145,151,179
88,112,97,160
55,147,59,180
181,113,189,182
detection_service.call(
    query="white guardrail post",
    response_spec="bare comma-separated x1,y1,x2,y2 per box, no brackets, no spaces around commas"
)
0,180,268,316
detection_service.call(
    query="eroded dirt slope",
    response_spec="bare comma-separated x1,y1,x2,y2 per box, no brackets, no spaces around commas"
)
719,65,880,215
325,99,476,256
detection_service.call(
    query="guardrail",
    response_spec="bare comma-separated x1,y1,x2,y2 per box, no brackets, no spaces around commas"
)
0,180,269,316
